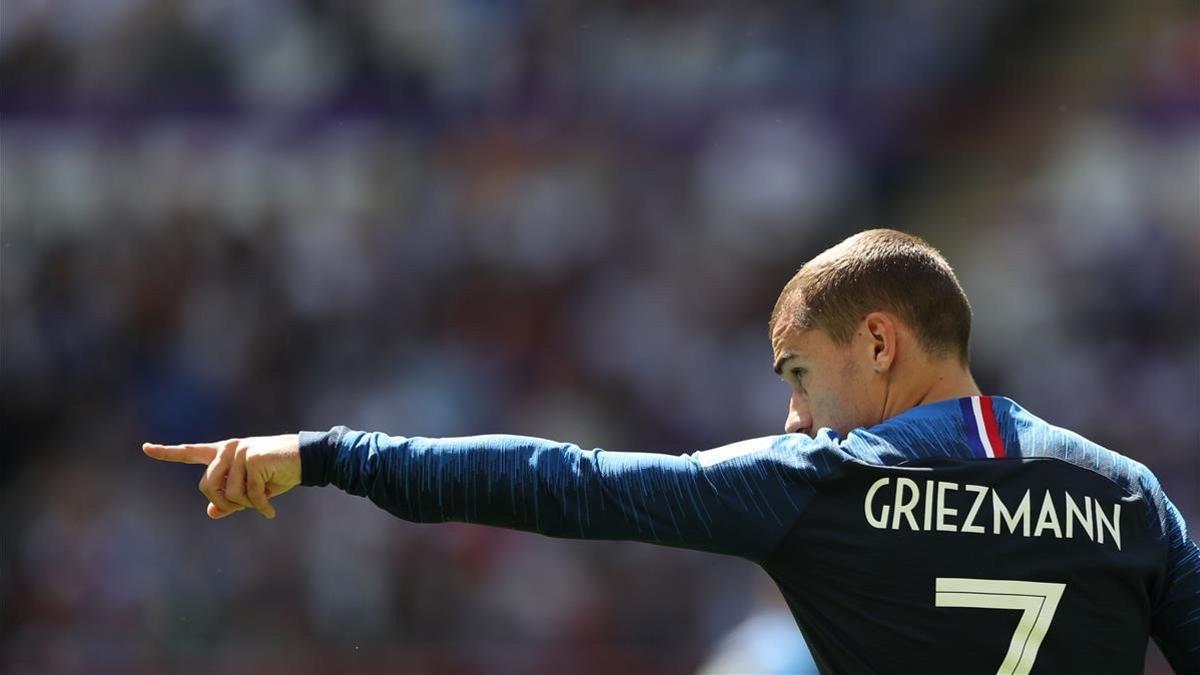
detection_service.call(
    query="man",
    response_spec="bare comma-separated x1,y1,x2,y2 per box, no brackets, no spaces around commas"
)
145,229,1198,674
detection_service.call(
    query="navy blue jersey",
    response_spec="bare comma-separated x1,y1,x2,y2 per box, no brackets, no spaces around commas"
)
299,396,1199,674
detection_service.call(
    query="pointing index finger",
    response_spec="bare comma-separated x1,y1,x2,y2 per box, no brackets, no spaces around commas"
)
142,442,218,465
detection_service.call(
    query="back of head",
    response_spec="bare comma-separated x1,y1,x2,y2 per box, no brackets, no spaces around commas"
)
771,229,973,365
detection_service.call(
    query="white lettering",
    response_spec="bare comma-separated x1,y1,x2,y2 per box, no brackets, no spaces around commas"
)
1064,491,1093,542
860,479,1122,551
1034,490,1063,539
865,478,891,529
892,478,921,531
994,489,1032,537
961,484,988,534
936,481,959,532
1095,500,1122,551
923,480,935,530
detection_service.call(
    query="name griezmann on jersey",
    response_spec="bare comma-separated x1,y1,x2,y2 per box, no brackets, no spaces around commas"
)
863,477,1124,551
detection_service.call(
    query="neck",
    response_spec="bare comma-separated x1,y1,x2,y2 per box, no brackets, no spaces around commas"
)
883,360,981,421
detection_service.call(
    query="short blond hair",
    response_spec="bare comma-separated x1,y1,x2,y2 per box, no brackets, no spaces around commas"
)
771,229,972,364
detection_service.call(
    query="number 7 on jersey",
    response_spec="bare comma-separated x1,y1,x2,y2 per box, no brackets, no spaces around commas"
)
935,577,1066,675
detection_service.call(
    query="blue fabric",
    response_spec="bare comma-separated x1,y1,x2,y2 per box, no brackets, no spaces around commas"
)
299,395,1198,672
958,396,986,458
300,426,844,562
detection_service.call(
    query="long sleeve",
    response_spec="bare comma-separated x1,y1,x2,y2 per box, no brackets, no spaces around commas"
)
298,426,836,563
1150,491,1200,672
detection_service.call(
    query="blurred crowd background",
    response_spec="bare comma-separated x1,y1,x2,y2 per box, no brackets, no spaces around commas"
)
2,1,1197,673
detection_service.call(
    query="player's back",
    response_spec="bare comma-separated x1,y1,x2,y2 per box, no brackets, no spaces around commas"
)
764,396,1197,674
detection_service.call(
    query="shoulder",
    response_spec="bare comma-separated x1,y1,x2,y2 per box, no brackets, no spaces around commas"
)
690,430,855,480
1003,400,1174,528
1007,403,1158,491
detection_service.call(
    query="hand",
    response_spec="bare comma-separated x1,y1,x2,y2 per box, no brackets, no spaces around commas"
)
143,434,301,519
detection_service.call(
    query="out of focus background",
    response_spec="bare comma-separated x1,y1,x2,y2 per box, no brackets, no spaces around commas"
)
2,1,1197,673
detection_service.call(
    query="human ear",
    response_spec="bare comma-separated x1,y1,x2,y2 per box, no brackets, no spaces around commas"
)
862,312,896,372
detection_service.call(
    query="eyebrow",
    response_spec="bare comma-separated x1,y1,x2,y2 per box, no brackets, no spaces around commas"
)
773,353,795,376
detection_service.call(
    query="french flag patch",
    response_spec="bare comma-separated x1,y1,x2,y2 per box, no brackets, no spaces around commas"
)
958,396,1006,459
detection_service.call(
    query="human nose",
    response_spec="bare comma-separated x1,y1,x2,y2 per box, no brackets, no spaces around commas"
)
785,391,812,435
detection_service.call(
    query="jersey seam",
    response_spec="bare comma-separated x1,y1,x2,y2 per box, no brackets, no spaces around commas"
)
758,458,843,566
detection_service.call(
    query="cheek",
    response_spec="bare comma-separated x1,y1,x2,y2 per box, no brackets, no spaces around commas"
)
830,361,881,430
825,392,858,429
806,381,844,427
811,369,864,431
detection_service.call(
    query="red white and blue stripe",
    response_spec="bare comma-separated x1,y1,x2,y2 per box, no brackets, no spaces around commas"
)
958,396,1006,459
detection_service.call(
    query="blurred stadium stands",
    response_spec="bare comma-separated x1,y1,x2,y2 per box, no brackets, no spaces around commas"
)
1,1,1196,673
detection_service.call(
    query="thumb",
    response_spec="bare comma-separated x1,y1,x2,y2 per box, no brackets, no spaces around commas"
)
207,501,242,519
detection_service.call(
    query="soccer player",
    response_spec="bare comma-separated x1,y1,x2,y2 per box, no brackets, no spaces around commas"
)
144,229,1198,674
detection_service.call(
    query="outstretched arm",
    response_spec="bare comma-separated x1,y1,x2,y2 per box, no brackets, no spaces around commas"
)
144,427,831,562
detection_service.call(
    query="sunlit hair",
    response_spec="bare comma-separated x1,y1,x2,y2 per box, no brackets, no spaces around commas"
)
771,229,972,364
